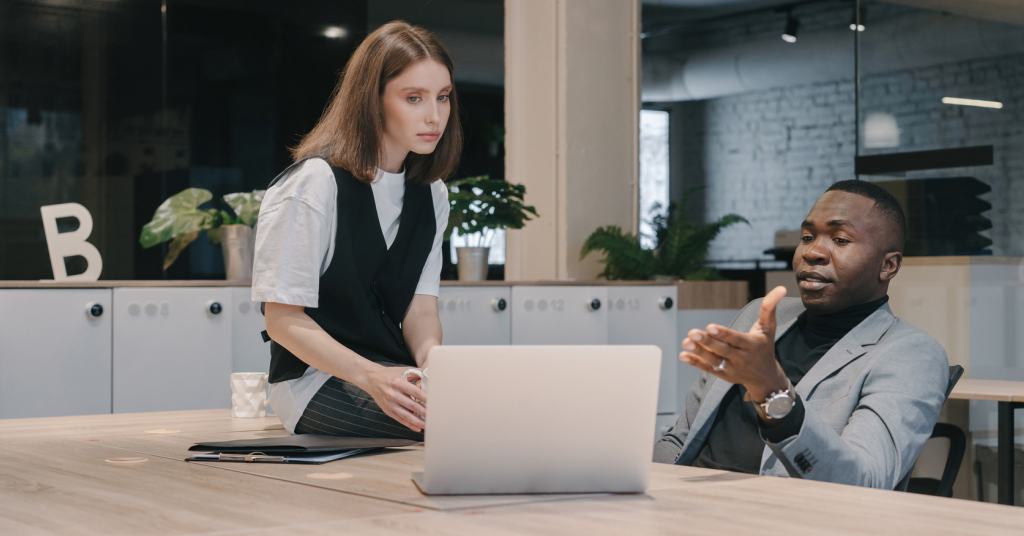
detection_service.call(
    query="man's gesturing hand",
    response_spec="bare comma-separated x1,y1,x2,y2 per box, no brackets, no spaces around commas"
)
679,286,790,402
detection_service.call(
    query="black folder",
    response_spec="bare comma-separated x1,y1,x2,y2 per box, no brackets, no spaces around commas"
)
186,435,418,464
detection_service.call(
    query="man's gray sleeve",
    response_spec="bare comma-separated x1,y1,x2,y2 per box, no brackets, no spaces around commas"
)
652,300,759,464
761,333,949,489
653,370,711,463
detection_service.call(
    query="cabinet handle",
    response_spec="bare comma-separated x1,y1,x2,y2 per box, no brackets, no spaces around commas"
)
208,301,223,315
659,296,674,310
492,298,508,312
86,303,104,318
588,298,602,311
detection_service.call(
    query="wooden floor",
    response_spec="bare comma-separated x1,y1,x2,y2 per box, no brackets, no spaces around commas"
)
2,409,1023,535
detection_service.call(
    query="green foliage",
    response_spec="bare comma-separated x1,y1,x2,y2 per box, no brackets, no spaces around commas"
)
223,191,262,226
138,188,214,249
139,188,265,270
581,197,748,281
447,175,538,246
579,226,658,280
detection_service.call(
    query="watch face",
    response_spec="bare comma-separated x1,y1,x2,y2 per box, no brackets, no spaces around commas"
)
766,395,795,420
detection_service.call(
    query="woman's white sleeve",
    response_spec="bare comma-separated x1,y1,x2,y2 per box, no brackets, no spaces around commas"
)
413,180,450,297
251,161,336,308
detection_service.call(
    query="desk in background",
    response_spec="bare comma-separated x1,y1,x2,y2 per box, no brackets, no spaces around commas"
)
950,379,1024,506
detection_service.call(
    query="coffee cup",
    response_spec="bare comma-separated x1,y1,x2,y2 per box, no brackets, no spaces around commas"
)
230,372,269,418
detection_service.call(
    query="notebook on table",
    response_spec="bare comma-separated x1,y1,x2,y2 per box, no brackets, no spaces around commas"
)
186,434,418,464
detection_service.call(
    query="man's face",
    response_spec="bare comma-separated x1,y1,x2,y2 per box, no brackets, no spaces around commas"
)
793,190,899,313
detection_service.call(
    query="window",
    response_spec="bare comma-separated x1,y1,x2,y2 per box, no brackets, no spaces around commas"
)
639,109,670,249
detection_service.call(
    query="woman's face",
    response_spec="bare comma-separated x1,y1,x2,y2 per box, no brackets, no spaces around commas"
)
381,59,452,164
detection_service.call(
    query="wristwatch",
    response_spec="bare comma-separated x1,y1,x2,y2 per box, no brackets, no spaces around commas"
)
753,382,797,422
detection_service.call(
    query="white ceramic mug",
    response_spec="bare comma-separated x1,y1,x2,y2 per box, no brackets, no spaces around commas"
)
230,372,269,418
403,368,428,392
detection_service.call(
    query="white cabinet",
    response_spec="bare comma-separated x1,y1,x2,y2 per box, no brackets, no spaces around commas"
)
0,289,112,418
438,286,512,345
0,283,693,420
112,288,232,413
511,286,608,344
607,286,679,415
231,287,270,373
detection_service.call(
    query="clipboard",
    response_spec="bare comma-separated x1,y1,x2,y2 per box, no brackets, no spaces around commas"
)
186,434,418,464
186,449,377,464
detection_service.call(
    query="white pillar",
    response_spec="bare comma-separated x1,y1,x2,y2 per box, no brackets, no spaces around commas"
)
504,0,640,280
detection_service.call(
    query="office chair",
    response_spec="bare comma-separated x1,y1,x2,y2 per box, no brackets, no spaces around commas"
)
895,364,965,494
906,422,967,497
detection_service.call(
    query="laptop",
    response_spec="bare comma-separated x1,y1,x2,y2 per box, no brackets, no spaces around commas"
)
412,345,661,495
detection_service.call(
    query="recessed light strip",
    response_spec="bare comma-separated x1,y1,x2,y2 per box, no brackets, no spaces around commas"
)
323,26,348,40
941,97,1004,109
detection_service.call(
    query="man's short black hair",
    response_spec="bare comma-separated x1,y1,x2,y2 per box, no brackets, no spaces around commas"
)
825,179,907,252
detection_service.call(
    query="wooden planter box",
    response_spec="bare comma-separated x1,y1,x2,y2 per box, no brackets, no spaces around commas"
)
675,280,749,309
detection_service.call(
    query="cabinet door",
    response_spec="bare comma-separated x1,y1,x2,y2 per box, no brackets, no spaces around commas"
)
231,287,270,373
607,286,678,414
113,287,232,412
438,286,512,345
676,309,739,415
511,286,609,345
0,289,112,418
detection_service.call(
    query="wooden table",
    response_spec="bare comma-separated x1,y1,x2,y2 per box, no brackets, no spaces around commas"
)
949,378,1024,506
3,410,1024,535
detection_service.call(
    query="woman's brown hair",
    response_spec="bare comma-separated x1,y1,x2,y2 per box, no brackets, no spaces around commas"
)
292,21,463,184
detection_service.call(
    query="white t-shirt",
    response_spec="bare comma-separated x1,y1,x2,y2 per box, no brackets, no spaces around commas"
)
251,157,449,432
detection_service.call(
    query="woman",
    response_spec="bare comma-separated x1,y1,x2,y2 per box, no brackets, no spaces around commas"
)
251,21,461,439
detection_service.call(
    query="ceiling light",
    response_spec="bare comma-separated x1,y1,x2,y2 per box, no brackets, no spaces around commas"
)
323,26,348,40
849,6,866,32
782,15,799,44
941,97,1003,109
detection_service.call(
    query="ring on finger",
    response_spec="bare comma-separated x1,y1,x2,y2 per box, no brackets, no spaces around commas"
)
714,358,727,372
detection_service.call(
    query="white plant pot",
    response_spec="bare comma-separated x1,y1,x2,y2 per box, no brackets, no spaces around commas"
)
221,224,255,281
456,246,490,281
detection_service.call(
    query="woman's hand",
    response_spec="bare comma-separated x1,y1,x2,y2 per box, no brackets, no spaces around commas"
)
263,302,428,432
361,366,428,433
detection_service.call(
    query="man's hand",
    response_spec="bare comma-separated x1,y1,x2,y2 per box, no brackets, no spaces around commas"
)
679,286,790,402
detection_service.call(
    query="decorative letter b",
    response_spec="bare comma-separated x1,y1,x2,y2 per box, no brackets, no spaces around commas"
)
39,203,103,281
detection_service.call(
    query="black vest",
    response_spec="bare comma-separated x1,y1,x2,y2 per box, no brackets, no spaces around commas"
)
261,160,436,384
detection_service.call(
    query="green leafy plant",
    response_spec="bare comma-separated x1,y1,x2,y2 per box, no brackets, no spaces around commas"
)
446,175,538,247
138,188,265,270
580,195,748,281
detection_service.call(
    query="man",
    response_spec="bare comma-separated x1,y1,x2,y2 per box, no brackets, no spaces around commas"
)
653,180,949,489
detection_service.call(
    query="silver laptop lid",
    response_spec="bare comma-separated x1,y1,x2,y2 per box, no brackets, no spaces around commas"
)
417,345,661,495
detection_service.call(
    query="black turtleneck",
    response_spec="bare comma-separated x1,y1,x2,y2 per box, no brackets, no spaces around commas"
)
690,296,889,474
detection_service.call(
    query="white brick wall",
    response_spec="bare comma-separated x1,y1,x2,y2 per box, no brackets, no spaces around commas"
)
669,47,1024,260
861,55,1024,258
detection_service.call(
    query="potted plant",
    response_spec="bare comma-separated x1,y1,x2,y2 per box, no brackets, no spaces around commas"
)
139,187,265,280
446,175,538,281
580,196,750,308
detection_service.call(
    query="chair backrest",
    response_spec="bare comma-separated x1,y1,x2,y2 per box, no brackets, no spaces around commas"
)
945,365,965,398
894,364,965,492
920,422,967,497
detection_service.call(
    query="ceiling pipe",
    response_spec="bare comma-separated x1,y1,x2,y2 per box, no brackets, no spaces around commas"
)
643,11,1024,102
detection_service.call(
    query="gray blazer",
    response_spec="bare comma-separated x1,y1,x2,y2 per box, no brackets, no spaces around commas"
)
653,297,949,489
